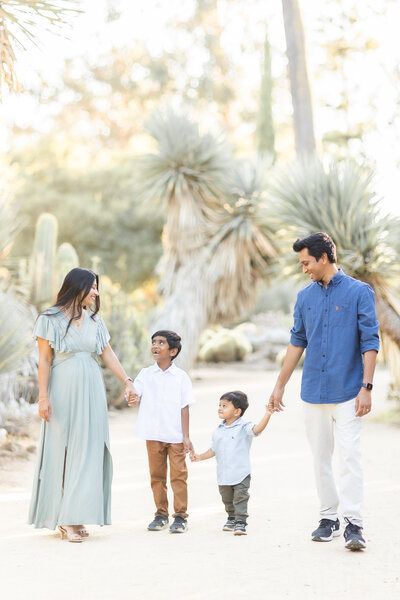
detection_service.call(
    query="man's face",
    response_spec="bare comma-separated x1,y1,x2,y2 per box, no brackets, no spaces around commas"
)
298,248,326,282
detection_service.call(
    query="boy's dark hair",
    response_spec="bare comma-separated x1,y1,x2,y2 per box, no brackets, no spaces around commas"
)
293,232,337,263
151,330,182,359
220,391,249,416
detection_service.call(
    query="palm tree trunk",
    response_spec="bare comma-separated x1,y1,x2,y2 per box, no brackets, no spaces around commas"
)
281,0,316,156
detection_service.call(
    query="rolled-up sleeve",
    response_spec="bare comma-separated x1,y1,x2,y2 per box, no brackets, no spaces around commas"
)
290,296,308,348
358,286,380,354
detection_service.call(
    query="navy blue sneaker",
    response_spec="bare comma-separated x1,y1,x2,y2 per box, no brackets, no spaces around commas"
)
344,518,366,550
147,514,169,531
233,520,247,536
312,518,340,542
169,515,188,533
222,517,235,532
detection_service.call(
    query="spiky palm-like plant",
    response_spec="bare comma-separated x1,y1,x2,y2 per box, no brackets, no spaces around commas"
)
138,111,277,367
0,0,79,94
137,109,232,366
270,158,400,386
206,159,277,323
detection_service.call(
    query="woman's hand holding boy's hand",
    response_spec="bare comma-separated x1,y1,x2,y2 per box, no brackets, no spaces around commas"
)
125,381,140,406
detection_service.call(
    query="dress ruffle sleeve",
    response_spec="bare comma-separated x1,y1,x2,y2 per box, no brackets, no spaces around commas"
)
96,316,111,354
33,313,69,353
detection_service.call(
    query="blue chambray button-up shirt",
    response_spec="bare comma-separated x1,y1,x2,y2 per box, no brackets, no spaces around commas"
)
290,269,379,404
211,417,258,486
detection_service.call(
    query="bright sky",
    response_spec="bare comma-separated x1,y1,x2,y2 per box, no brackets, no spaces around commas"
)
1,0,399,215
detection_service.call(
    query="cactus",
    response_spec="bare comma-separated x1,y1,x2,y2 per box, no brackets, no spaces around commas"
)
31,213,58,308
56,243,79,290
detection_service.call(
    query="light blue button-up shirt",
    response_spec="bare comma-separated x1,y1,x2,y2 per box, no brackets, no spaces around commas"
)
211,417,258,486
290,269,379,404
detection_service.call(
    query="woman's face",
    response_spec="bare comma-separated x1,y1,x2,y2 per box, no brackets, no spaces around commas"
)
81,279,99,307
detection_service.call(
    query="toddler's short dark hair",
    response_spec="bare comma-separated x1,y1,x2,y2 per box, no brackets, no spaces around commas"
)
220,391,249,416
151,330,182,359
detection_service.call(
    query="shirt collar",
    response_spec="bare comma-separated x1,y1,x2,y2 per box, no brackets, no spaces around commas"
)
219,417,243,429
151,361,178,375
317,268,345,288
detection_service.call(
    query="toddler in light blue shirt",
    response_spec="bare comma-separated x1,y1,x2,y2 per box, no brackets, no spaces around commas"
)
190,390,272,535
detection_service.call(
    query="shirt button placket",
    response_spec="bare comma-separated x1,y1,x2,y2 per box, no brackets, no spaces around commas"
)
321,288,329,402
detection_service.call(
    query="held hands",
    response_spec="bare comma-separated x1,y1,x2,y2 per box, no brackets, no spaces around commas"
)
268,384,285,413
189,452,201,462
38,398,51,422
355,387,372,417
183,437,194,454
125,381,140,406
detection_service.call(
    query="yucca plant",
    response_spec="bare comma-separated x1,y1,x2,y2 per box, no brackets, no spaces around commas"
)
137,108,231,285
0,0,79,94
137,109,232,367
270,158,400,388
206,159,277,323
138,111,277,367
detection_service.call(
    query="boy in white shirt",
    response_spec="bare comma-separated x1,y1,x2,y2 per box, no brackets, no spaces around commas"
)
190,391,272,535
128,330,195,533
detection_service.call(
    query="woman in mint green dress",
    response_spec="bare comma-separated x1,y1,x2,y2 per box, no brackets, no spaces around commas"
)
29,268,137,542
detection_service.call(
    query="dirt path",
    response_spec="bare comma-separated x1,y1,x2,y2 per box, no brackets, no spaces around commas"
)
0,367,399,600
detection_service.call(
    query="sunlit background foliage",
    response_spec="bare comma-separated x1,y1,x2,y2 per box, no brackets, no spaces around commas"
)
1,0,400,429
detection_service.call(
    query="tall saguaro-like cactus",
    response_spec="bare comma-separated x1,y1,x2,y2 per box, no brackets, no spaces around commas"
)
31,213,58,308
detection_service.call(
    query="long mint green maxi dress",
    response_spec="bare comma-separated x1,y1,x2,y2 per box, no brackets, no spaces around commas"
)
28,308,113,529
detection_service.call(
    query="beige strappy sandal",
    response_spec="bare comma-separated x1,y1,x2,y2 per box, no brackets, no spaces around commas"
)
58,526,83,543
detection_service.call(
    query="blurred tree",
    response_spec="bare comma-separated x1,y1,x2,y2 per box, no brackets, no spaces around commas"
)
10,141,163,289
256,26,275,159
281,0,316,156
0,0,79,94
313,0,388,156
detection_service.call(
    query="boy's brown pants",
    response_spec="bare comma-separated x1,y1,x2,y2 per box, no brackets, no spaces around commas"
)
146,440,188,518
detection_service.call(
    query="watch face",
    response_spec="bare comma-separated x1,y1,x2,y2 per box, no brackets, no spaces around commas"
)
363,383,373,390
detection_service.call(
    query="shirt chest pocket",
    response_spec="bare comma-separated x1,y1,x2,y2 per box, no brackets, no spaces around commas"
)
304,306,317,329
331,302,353,327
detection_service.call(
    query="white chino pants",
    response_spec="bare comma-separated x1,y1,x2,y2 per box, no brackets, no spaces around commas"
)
303,398,363,527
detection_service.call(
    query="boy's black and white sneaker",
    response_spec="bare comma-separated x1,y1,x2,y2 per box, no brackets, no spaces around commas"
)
169,515,188,533
343,518,366,551
147,514,169,531
233,521,247,536
311,518,340,542
222,517,235,532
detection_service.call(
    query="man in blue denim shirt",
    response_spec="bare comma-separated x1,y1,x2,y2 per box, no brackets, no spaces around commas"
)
269,232,379,551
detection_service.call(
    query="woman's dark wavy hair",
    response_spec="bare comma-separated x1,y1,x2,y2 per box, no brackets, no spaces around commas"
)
43,268,99,335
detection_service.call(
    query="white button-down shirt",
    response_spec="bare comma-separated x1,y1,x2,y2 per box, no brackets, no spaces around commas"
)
134,362,195,443
211,417,258,486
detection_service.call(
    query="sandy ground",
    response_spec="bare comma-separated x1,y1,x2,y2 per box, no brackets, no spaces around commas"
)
0,366,399,600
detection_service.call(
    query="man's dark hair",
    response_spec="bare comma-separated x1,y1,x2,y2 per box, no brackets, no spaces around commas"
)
151,330,182,359
220,391,249,416
293,232,337,263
